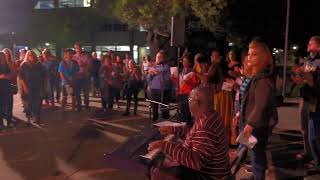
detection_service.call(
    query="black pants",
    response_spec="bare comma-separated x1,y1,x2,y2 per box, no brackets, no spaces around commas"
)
4,94,13,124
301,100,311,156
22,92,42,119
177,95,192,126
74,78,89,109
101,85,118,109
125,87,139,114
150,89,170,121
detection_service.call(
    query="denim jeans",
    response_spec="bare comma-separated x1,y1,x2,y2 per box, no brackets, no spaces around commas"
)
308,113,320,168
73,78,89,109
300,99,311,155
249,127,269,180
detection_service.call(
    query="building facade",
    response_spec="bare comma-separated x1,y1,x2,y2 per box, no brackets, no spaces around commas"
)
0,0,149,63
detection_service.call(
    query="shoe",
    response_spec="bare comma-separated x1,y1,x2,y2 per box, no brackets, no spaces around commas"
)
34,117,44,126
85,106,91,111
306,163,320,176
305,160,317,169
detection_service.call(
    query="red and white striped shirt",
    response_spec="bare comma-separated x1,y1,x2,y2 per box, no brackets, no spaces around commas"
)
162,112,231,180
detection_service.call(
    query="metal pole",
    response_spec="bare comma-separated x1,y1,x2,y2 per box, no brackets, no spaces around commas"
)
282,0,290,98
177,47,181,91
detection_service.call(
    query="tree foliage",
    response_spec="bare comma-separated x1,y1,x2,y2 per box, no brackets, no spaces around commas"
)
105,0,228,36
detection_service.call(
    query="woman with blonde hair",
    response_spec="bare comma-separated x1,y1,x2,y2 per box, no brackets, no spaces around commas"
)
241,38,278,180
2,48,19,127
19,50,46,125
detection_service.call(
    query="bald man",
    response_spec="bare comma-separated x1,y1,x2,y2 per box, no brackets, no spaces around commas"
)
148,85,231,180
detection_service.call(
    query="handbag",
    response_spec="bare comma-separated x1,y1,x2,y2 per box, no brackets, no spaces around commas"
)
10,83,18,95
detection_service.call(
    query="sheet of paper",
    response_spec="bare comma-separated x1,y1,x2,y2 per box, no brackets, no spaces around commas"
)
153,121,186,127
236,132,258,149
170,67,178,76
221,81,233,91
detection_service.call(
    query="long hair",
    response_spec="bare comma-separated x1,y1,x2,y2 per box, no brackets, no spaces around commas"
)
248,38,273,76
2,48,13,67
0,52,6,65
242,54,253,77
22,50,39,65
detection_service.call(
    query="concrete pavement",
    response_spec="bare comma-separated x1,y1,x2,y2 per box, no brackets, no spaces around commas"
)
1,96,319,180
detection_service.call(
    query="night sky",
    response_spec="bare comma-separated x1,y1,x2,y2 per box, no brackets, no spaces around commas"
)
0,0,318,54
229,0,320,52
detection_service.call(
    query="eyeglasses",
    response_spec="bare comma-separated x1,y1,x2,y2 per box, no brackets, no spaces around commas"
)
188,96,198,102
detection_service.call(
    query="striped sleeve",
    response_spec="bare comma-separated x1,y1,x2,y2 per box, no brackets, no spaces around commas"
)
162,130,218,171
172,126,190,137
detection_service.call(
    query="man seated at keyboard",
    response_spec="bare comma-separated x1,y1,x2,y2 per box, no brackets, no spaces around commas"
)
148,85,231,180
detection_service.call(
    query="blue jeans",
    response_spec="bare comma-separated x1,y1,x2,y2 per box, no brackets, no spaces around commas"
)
73,78,89,109
308,113,320,169
249,127,269,180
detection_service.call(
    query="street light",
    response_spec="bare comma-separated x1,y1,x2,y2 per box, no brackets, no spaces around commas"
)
292,45,298,50
45,42,50,46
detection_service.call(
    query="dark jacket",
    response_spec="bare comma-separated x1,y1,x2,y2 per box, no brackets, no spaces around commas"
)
300,53,320,103
243,69,278,128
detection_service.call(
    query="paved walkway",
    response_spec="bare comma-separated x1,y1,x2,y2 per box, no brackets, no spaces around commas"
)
2,96,319,180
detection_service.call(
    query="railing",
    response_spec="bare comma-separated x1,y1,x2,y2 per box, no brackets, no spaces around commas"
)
145,99,179,127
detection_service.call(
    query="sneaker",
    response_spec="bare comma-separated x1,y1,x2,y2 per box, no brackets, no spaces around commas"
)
306,163,320,176
34,120,45,126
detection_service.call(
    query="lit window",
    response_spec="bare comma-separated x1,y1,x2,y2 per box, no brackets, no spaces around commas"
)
96,46,116,51
117,46,130,51
34,0,55,9
139,26,147,32
35,0,92,9
59,0,92,8
133,45,138,63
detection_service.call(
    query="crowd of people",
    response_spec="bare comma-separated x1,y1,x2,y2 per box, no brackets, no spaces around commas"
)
0,36,319,180
0,42,146,127
147,36,320,180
